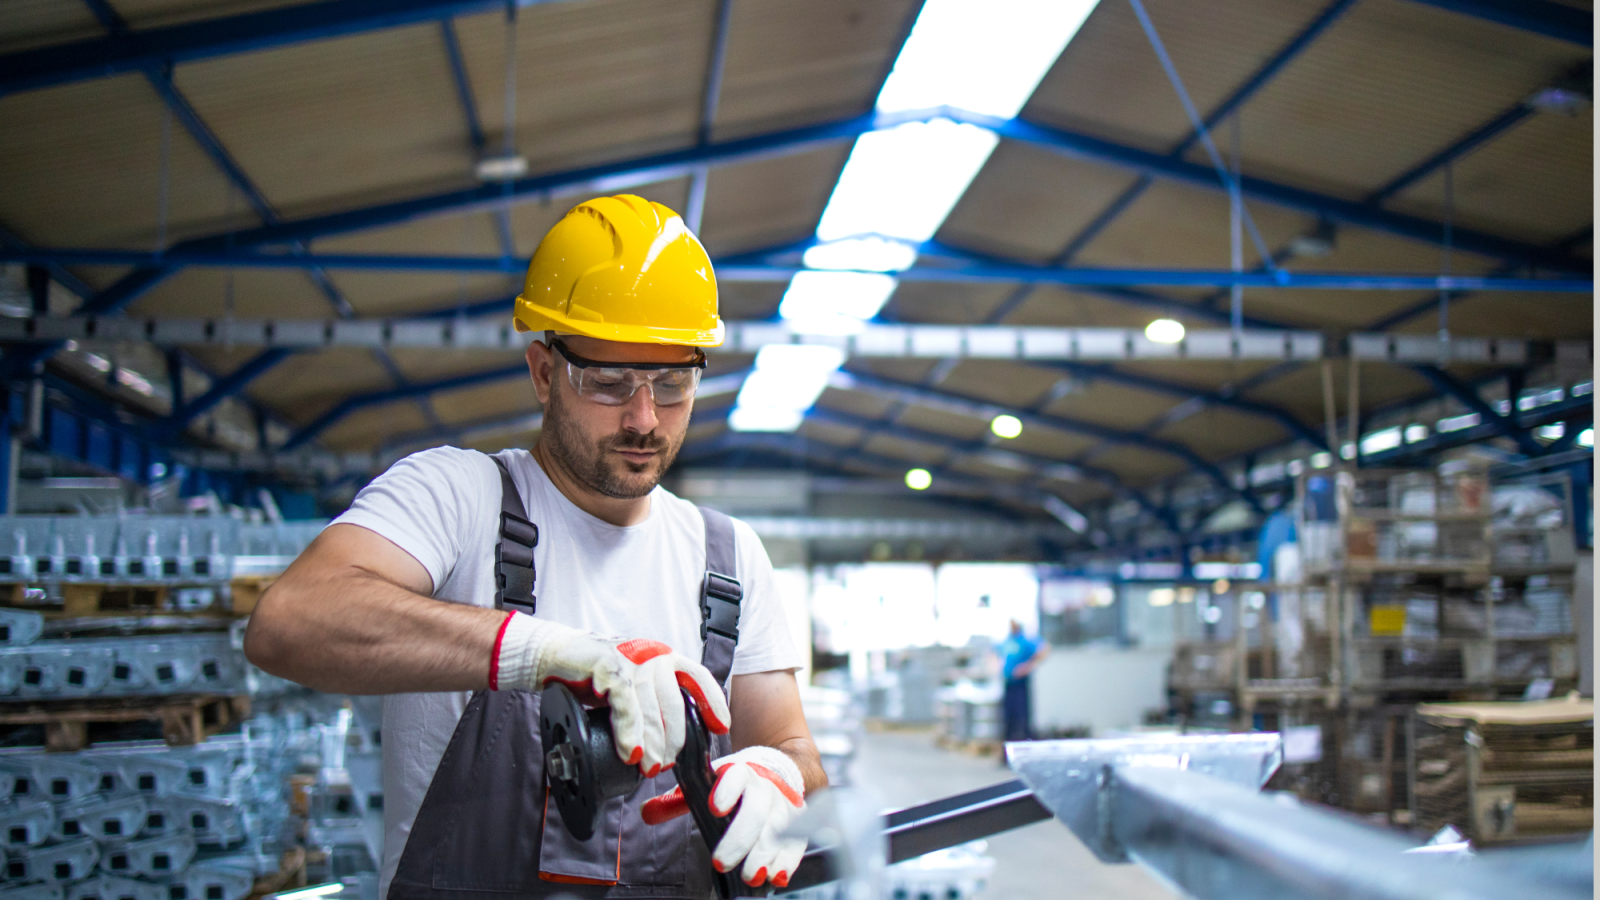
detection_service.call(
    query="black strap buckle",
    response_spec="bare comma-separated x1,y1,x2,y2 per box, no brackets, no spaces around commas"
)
700,572,742,640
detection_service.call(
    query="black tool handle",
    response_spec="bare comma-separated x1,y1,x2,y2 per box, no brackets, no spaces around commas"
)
676,688,766,899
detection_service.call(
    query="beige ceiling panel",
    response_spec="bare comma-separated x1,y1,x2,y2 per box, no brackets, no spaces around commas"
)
1003,423,1097,462
386,347,527,385
126,267,332,319
717,282,785,320
712,0,919,140
859,433,951,467
0,0,102,51
172,25,475,220
843,357,943,385
1219,0,1590,200
451,0,712,176
935,360,1068,410
1039,380,1181,432
1025,0,1333,152
1152,406,1286,461
0,75,242,248
1245,359,1433,424
892,406,986,442
939,142,1144,263
321,402,431,451
796,418,864,448
1072,179,1311,269
1002,285,1215,330
322,272,520,319
1385,110,1594,245
106,0,309,30
431,379,538,427
1113,359,1290,394
1240,289,1440,330
946,457,1030,485
1414,293,1595,340
698,144,854,257
244,347,395,423
888,281,1017,325
815,387,894,422
1090,445,1186,485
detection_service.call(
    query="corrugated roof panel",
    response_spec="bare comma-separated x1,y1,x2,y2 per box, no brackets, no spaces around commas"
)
938,141,1142,264
244,347,397,422
322,402,432,450
1152,405,1286,461
1038,379,1178,431
1242,359,1432,422
887,282,1017,325
429,378,537,425
892,405,987,442
859,432,952,467
1001,285,1214,330
385,348,525,384
1384,109,1594,245
0,74,242,248
170,24,473,220
712,0,919,140
1216,0,1591,204
105,0,312,30
126,268,333,319
1024,0,1333,153
816,387,896,422
450,0,712,176
1001,422,1097,462
322,271,518,319
0,0,102,52
1401,293,1594,339
1087,445,1185,484
698,145,853,257
1070,179,1312,269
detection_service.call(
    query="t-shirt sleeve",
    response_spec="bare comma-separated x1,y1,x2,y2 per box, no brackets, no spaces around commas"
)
332,447,492,596
727,518,805,676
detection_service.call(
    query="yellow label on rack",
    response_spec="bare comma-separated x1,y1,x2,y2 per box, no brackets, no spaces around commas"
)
1369,605,1406,636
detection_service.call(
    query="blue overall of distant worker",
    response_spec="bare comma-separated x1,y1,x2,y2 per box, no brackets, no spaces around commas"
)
997,620,1049,742
244,195,825,899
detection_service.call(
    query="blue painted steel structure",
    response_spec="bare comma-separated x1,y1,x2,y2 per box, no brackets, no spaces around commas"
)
1404,0,1592,47
283,362,528,450
1411,365,1546,457
4,247,1588,293
439,17,516,258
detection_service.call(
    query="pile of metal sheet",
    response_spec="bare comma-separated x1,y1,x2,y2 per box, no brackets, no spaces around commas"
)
0,518,324,588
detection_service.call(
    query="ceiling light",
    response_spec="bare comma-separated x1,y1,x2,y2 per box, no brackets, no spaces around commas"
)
729,344,847,433
990,414,1023,439
802,237,918,272
778,271,898,335
1579,428,1594,448
1042,495,1087,532
475,153,528,182
875,0,1103,118
1144,318,1185,344
905,468,932,490
817,119,999,244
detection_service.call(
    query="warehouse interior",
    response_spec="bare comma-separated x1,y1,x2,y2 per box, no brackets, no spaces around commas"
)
0,0,1594,898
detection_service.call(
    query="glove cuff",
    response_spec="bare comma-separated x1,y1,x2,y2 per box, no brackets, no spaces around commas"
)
716,745,805,797
492,611,562,690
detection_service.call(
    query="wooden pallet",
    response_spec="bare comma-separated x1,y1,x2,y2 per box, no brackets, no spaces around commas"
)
247,846,307,900
0,694,250,751
934,733,1002,757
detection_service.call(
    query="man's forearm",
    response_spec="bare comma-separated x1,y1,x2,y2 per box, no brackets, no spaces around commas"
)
245,564,506,695
774,736,828,794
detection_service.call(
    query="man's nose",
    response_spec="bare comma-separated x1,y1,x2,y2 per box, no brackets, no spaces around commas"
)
619,382,659,433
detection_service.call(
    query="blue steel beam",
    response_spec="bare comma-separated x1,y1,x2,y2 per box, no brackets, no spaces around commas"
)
439,17,516,258
2,247,1588,293
283,362,527,450
1411,365,1544,456
1400,0,1591,47
1043,0,1360,272
1366,103,1534,204
71,108,1572,278
164,349,294,434
0,0,536,96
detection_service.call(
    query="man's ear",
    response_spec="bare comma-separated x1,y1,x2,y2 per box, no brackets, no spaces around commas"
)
526,340,554,404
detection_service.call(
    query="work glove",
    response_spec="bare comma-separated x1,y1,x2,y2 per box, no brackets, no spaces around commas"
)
640,746,807,888
492,612,730,777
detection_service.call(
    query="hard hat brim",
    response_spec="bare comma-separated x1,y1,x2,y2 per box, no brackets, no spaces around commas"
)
513,296,725,348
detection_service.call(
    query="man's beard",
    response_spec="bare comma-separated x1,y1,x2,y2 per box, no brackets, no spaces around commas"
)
542,384,685,500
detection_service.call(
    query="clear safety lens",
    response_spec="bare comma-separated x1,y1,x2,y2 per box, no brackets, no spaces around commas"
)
567,363,701,406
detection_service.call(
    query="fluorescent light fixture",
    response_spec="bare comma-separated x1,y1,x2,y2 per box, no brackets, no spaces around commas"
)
1309,451,1332,469
475,153,528,182
1579,428,1594,448
729,344,847,432
728,407,804,433
1144,318,1185,343
905,468,933,490
816,118,999,243
1436,413,1481,433
1042,494,1087,532
1359,427,1402,455
876,0,1102,118
802,237,918,272
990,414,1023,439
778,271,898,335
1404,424,1428,443
273,886,345,900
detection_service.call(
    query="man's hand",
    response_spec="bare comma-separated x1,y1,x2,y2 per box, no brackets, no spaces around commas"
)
493,613,730,776
640,746,806,888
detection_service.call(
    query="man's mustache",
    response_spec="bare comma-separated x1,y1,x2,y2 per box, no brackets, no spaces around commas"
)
606,432,669,452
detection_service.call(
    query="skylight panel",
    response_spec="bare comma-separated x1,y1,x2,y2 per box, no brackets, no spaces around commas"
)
875,0,1101,118
777,272,898,336
802,237,917,272
814,118,999,244
728,345,847,432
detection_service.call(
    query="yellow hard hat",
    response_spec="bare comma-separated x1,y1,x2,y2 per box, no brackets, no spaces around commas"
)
512,194,723,347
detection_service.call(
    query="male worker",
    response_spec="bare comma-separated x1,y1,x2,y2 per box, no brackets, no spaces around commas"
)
244,195,824,899
996,619,1049,743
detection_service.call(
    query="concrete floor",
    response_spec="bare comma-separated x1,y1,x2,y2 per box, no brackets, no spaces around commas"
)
853,729,1176,900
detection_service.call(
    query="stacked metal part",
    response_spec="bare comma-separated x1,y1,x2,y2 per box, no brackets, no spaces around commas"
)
0,703,347,900
0,624,295,702
0,517,325,588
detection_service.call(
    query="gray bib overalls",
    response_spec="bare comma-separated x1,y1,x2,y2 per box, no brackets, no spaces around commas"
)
387,458,743,900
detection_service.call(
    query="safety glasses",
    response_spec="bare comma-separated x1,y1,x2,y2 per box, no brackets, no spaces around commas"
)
550,338,706,407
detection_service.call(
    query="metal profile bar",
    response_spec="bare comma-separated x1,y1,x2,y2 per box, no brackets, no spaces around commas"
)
439,19,486,153
1399,0,1592,47
0,0,532,95
165,349,294,433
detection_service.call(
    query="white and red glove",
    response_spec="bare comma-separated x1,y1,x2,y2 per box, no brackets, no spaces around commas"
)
640,746,806,888
490,612,730,777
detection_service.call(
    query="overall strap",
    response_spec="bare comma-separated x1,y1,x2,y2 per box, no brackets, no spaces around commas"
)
492,456,539,616
696,507,742,689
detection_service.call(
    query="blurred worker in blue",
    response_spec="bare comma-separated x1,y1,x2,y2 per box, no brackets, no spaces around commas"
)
997,619,1050,742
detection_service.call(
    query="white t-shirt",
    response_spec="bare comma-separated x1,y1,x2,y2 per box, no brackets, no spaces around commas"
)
330,447,802,897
